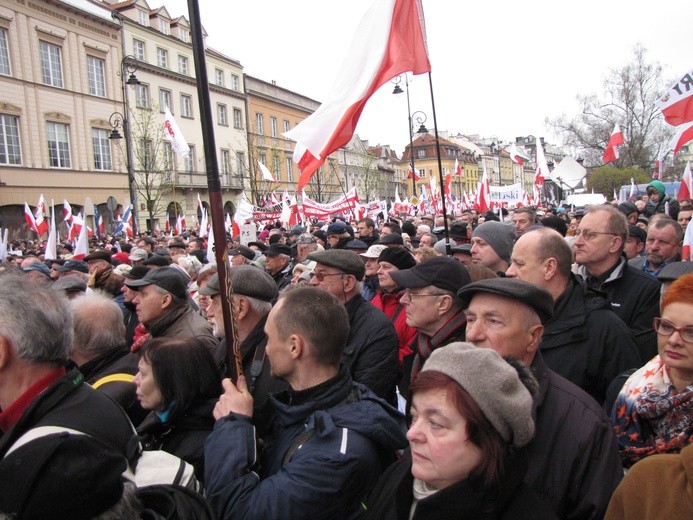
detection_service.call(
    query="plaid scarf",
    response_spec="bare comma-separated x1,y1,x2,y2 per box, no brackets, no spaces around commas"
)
612,355,693,467
410,310,468,385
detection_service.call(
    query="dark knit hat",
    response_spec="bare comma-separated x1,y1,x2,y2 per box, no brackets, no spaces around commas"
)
618,202,639,217
389,256,471,294
457,278,554,323
377,233,404,246
422,342,536,447
471,221,515,264
378,246,416,271
124,266,188,300
0,432,127,520
56,259,89,274
346,239,369,251
327,221,347,236
307,249,366,281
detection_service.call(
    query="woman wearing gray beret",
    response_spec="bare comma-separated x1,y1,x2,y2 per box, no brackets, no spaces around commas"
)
364,342,558,520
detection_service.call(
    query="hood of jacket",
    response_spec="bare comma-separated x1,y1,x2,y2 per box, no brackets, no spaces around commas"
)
270,371,407,452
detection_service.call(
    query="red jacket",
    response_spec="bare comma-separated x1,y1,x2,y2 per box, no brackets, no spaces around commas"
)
371,290,417,366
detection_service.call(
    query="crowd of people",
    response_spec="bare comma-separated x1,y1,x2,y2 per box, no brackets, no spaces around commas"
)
0,179,692,519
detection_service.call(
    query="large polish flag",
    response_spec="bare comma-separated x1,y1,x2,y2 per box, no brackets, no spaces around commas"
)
656,68,693,126
535,138,549,186
668,120,693,154
603,124,624,164
509,143,524,165
680,161,692,202
284,0,430,193
24,202,39,234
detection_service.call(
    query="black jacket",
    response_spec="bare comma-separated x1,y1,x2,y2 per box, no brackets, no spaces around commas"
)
365,449,558,520
123,301,140,347
344,294,399,405
643,195,680,221
576,257,661,362
0,369,136,461
525,354,623,520
78,346,147,427
137,397,216,483
540,276,641,404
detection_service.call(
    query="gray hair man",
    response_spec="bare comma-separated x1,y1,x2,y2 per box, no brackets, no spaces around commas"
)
70,291,145,426
0,274,134,462
200,266,286,407
308,249,399,404
629,217,683,276
459,277,623,520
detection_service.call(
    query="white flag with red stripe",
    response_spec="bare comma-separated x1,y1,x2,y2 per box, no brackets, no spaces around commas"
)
656,68,693,126
680,161,692,202
285,0,431,193
24,202,39,235
34,194,48,236
62,200,73,223
535,139,549,186
163,106,190,158
603,124,624,164
509,143,524,165
668,120,693,154
683,215,693,262
454,158,462,176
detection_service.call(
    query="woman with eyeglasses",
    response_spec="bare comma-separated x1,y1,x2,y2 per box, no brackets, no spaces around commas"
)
611,273,693,468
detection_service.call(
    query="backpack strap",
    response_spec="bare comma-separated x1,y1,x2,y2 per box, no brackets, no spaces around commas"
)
91,373,135,389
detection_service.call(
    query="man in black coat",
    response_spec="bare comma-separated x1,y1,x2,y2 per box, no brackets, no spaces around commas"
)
308,249,398,404
459,278,624,520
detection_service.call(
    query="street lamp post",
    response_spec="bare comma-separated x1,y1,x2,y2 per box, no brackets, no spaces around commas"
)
109,55,140,235
392,75,428,202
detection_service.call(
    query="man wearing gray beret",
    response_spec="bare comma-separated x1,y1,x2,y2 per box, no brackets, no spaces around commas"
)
200,266,287,407
459,277,623,520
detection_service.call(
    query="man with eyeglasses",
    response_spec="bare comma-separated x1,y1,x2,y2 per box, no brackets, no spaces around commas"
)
507,227,641,405
629,217,683,277
387,257,471,401
307,249,398,404
573,205,662,361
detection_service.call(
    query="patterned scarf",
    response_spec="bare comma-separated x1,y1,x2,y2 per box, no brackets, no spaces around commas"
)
612,355,693,467
410,310,468,384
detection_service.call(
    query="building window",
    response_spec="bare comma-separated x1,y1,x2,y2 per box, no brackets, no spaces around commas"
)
283,120,290,134
135,83,150,108
159,88,172,112
417,149,425,158
231,74,239,91
258,153,267,168
0,28,11,76
163,142,174,176
217,104,228,126
133,39,146,61
181,94,193,118
138,10,149,27
273,155,280,176
92,128,111,170
0,114,21,165
178,55,189,75
233,108,243,129
236,151,245,176
179,30,189,43
417,168,426,179
270,117,278,138
256,113,264,135
40,41,63,88
159,19,170,35
220,149,231,174
286,157,293,182
157,48,168,68
215,68,224,86
184,145,195,172
86,56,105,97
46,121,70,168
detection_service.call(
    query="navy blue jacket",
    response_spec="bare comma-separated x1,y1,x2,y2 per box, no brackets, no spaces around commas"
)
204,372,407,520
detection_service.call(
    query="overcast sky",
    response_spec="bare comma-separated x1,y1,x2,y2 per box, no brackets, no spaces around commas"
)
159,0,692,156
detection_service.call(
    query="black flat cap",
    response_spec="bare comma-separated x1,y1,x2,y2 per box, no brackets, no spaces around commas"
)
657,261,693,283
229,245,256,261
264,244,292,257
307,249,366,281
627,225,647,245
346,239,369,251
83,250,112,263
457,278,554,323
143,254,172,267
377,233,404,246
389,256,471,294
121,265,151,280
56,259,89,274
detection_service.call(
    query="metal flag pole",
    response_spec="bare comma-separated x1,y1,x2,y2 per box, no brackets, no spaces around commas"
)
426,72,451,255
187,0,241,381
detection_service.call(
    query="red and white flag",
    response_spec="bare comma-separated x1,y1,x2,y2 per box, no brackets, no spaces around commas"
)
258,159,277,182
682,216,693,261
34,194,49,236
603,124,624,164
285,0,430,192
444,172,452,197
475,163,491,213
454,158,462,176
654,152,665,180
656,69,693,126
44,202,57,261
24,202,39,235
535,139,549,186
407,164,421,181
509,143,524,165
163,106,190,158
62,200,73,223
668,120,693,155
73,217,89,260
680,161,692,202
